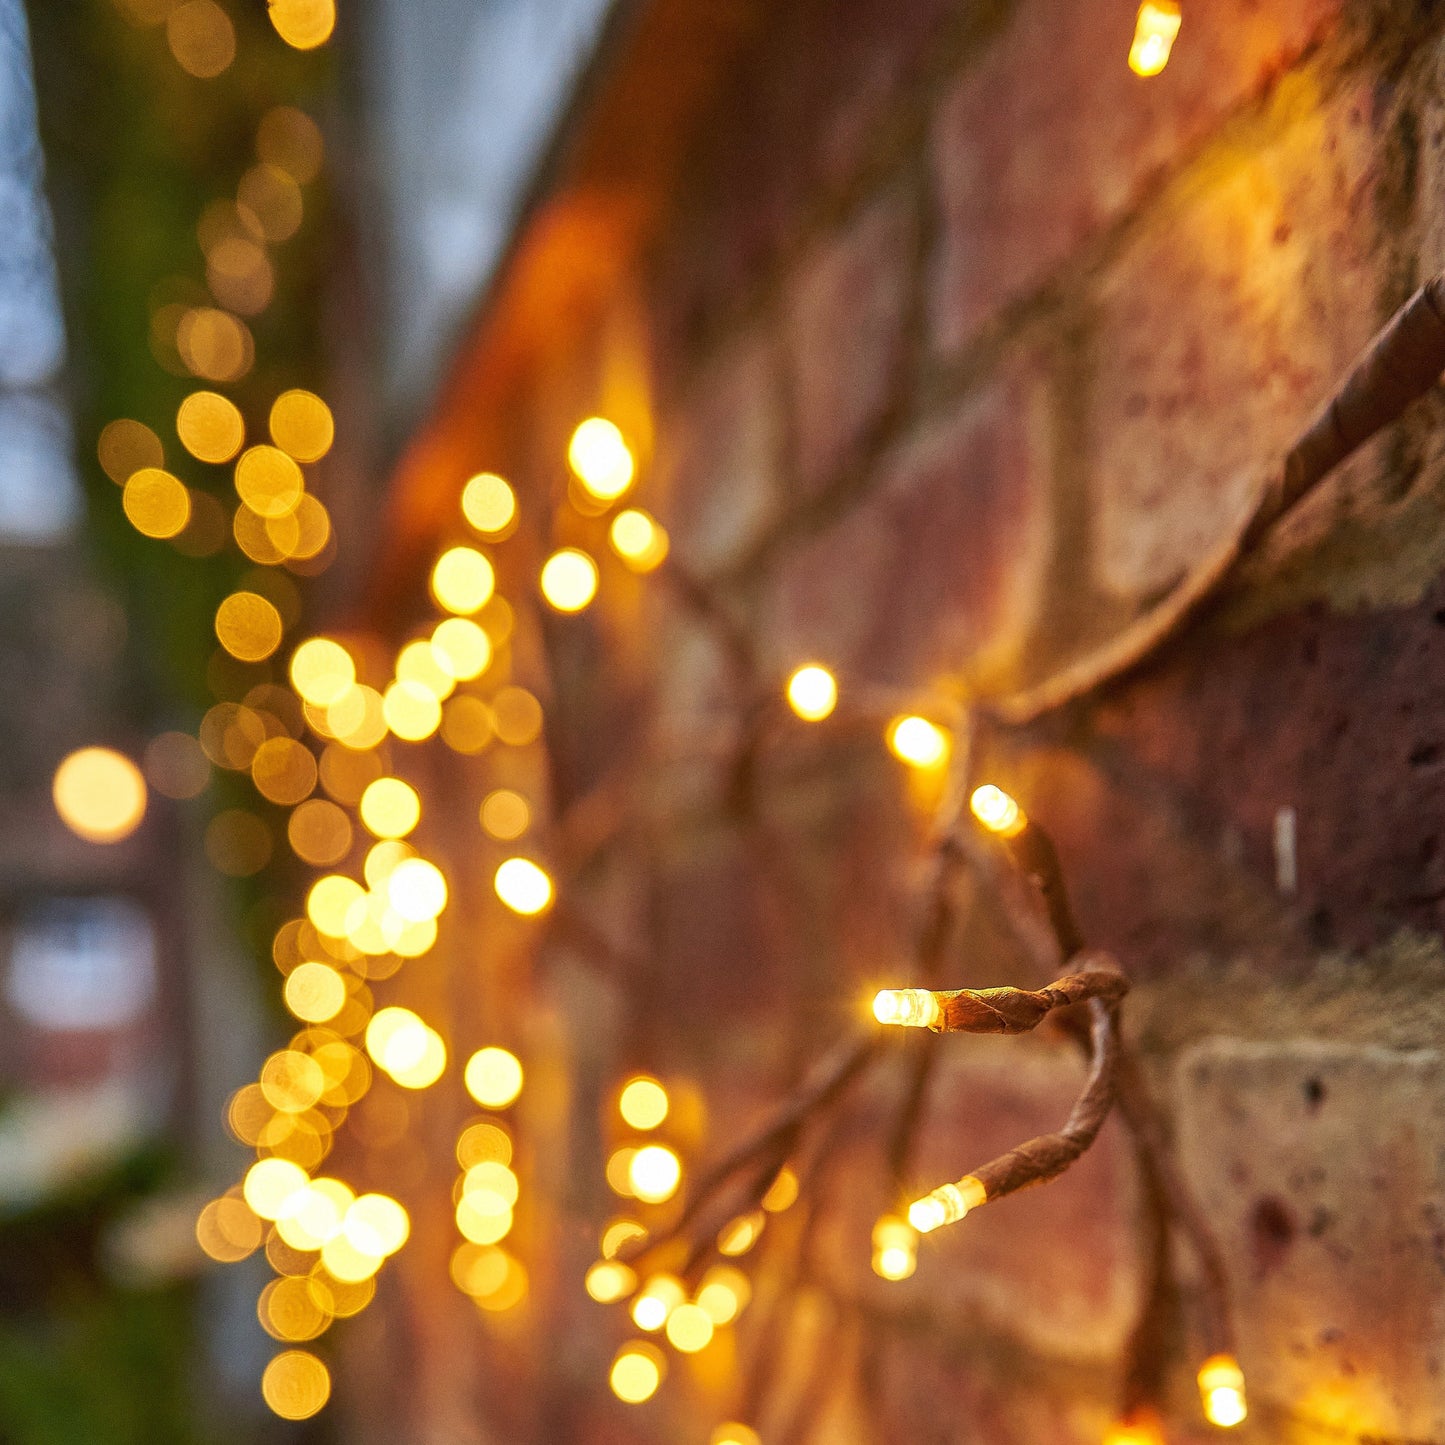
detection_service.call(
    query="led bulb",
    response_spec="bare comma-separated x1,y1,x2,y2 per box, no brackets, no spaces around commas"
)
1198,1355,1247,1428
969,783,1026,837
1129,0,1182,76
786,664,838,722
907,1175,987,1234
887,715,949,768
872,988,941,1029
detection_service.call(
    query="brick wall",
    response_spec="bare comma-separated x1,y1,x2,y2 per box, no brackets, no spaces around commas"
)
401,1,1445,1440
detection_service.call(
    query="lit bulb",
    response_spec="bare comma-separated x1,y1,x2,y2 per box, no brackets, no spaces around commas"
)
665,1302,715,1353
969,783,1027,837
1129,0,1181,76
887,715,949,768
494,857,553,915
907,1176,986,1234
872,988,941,1029
585,1259,637,1303
618,1076,669,1130
609,508,669,571
540,548,599,612
629,1144,682,1204
609,1342,664,1403
785,664,837,722
871,1215,918,1280
568,418,635,501
631,1274,684,1331
1198,1355,1247,1428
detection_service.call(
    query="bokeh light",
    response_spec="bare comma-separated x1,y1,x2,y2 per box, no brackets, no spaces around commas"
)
568,418,634,501
464,1048,524,1109
628,1145,681,1204
461,472,517,536
269,390,334,462
608,508,669,571
52,747,147,844
786,664,837,722
177,390,244,463
431,547,495,615
609,1342,664,1404
215,591,284,662
260,1350,330,1420
618,1076,669,1131
268,0,336,50
123,467,191,538
887,715,949,769
539,548,598,612
494,857,552,915
359,777,420,839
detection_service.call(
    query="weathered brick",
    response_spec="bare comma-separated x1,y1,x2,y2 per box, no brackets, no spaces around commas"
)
785,186,916,497
655,325,783,573
930,0,1344,353
1089,80,1383,598
1175,1039,1445,1442
765,358,1050,691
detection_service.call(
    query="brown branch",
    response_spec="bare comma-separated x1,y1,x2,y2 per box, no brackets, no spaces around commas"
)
992,273,1445,725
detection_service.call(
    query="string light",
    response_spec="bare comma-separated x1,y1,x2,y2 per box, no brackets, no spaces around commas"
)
290,638,355,706
872,988,941,1029
618,1076,669,1130
494,857,553,914
630,1274,685,1331
907,1175,987,1234
568,417,635,501
585,1259,636,1303
461,472,517,536
695,1266,749,1324
540,547,600,612
664,1302,714,1353
431,547,496,615
628,1144,682,1204
886,715,949,768
464,1048,524,1109
1198,1354,1247,1428
358,777,421,839
1129,0,1182,76
609,1342,664,1403
785,664,838,721
871,1215,918,1281
609,508,669,570
969,783,1027,837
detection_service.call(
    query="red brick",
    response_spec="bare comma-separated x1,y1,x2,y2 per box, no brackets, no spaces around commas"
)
930,0,1344,353
1089,81,1383,598
766,358,1050,692
1059,576,1445,964
655,325,783,572
785,186,916,497
1175,1038,1445,1441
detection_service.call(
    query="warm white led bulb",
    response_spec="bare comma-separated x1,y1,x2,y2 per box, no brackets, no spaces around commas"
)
907,1176,986,1234
969,783,1026,837
872,988,941,1029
